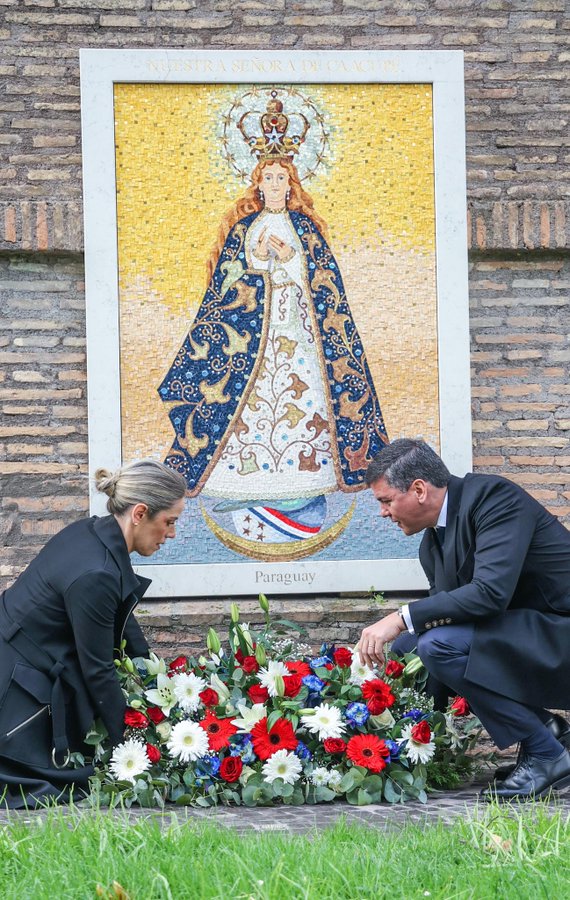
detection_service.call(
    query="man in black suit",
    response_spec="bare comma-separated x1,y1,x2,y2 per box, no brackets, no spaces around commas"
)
358,438,570,800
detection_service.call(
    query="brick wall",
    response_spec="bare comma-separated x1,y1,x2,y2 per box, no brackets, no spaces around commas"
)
1,1,569,648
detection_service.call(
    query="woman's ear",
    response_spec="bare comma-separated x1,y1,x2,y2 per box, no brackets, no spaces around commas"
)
131,502,148,525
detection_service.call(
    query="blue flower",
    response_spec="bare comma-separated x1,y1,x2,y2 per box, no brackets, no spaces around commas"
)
318,643,335,662
403,708,424,721
230,735,256,764
384,739,401,760
294,741,312,761
303,675,326,693
310,656,330,669
345,702,370,728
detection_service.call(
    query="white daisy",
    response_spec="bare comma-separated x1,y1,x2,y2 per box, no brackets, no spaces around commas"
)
262,749,302,785
349,655,377,686
301,703,345,741
327,770,342,789
231,701,267,734
109,739,150,783
144,672,177,715
167,720,210,763
400,722,436,764
172,672,207,713
258,660,289,697
310,766,331,787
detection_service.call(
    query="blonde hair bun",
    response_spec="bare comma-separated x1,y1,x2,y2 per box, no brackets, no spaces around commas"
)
94,460,187,516
94,467,119,498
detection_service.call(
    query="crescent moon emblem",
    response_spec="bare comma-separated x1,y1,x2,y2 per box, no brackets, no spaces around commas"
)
200,501,356,561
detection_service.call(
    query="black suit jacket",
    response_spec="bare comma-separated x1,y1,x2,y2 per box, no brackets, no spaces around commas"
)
409,474,570,708
0,515,150,753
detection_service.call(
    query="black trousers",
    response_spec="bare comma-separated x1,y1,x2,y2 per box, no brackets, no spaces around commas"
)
402,623,553,750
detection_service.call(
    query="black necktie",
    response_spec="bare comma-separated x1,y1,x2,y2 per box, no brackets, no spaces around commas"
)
435,525,446,548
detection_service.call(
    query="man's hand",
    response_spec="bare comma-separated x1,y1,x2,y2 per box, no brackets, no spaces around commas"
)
357,612,407,668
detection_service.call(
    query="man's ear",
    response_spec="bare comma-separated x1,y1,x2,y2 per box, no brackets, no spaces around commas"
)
411,479,428,504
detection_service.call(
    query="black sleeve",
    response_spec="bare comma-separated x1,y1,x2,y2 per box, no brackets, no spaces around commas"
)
123,613,150,659
63,570,127,745
409,480,536,634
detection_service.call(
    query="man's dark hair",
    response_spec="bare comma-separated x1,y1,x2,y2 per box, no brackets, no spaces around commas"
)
365,438,451,492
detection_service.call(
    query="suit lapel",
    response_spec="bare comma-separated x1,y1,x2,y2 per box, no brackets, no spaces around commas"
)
441,475,464,591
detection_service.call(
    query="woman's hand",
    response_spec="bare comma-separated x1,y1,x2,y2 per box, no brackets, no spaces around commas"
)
267,233,295,262
253,226,270,260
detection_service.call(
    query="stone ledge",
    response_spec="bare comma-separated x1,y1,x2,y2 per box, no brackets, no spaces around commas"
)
136,593,418,657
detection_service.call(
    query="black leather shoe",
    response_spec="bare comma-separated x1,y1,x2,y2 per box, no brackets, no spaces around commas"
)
493,713,570,781
482,748,570,801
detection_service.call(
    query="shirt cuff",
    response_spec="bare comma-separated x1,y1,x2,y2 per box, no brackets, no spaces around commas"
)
401,604,415,635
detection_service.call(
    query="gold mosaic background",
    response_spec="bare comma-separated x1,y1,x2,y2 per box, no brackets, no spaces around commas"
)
114,83,438,461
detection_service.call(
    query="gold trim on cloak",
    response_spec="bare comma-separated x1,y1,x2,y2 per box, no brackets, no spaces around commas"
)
200,501,356,561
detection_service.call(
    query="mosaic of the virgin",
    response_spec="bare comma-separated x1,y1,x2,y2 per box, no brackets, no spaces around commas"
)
158,89,389,559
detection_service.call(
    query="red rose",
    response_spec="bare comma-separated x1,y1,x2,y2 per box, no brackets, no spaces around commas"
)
199,688,219,707
283,673,303,698
324,662,334,671
241,656,260,675
168,655,188,673
146,743,161,764
235,647,255,664
147,706,166,725
220,756,243,783
323,738,347,754
385,660,405,678
450,696,470,717
124,709,148,729
247,684,269,704
333,647,353,668
411,721,431,744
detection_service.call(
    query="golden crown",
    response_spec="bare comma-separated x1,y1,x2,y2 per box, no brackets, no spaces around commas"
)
237,90,310,161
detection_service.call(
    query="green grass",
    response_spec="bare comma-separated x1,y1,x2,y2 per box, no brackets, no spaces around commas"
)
1,802,570,899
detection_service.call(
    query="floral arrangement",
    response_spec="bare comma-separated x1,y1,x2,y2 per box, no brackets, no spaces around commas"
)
85,596,483,808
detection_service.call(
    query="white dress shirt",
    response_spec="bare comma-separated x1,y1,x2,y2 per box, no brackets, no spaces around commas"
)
400,491,448,634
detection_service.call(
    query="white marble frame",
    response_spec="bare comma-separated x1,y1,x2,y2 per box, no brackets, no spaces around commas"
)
80,49,471,597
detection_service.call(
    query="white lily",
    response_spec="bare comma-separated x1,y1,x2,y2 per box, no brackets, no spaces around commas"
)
210,673,230,702
231,701,267,734
144,673,177,715
143,652,167,677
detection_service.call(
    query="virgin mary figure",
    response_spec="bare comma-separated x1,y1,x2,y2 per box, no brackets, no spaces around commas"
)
158,93,388,548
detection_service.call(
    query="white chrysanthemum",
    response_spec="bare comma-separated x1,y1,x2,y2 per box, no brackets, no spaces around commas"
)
400,723,436,764
301,703,345,741
310,766,331,787
258,660,289,697
349,655,377,686
144,673,177,715
167,720,210,763
109,739,150,783
231,701,267,734
328,769,342,789
262,749,302,785
172,671,207,713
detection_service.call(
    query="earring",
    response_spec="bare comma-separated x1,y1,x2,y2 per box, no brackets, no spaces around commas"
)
286,189,290,201
258,188,264,200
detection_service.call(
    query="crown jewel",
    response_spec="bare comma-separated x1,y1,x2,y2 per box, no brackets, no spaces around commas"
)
238,90,309,161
